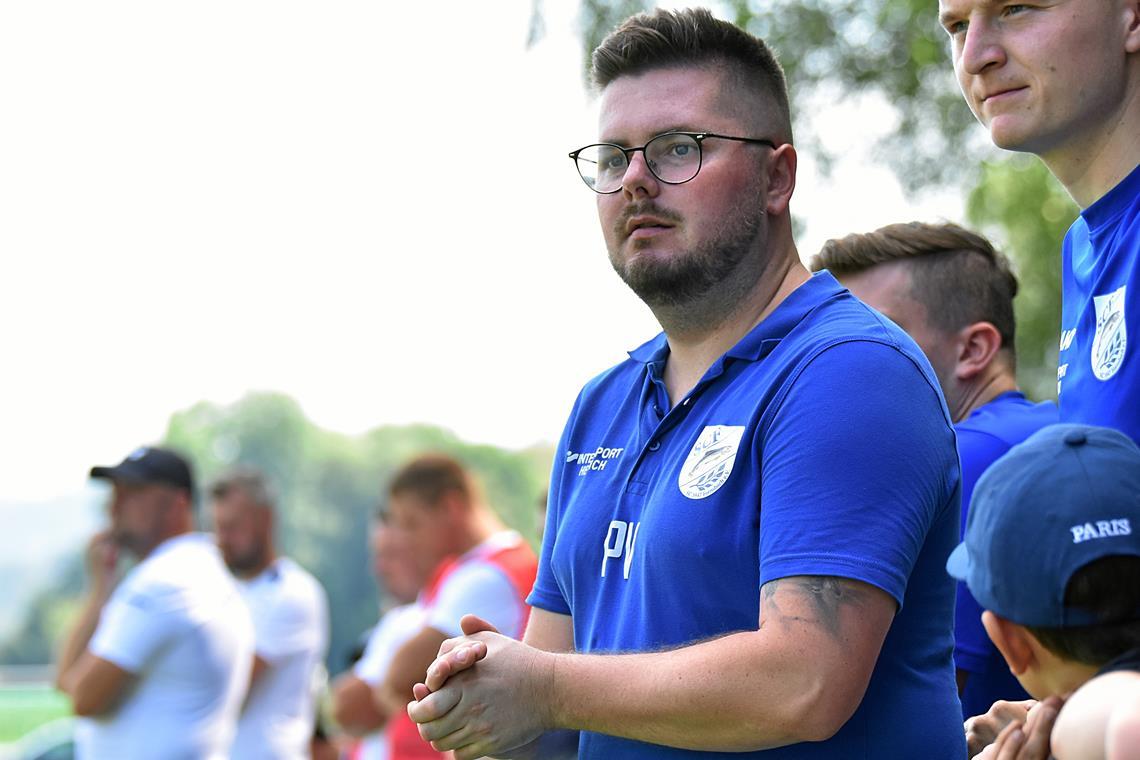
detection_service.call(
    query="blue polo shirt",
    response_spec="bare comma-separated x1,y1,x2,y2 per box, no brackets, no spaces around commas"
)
529,271,964,758
953,391,1058,719
1059,161,1140,443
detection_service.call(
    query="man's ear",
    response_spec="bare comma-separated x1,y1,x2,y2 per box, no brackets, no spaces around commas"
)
983,611,1037,676
439,489,470,522
763,143,797,217
954,321,1004,382
1123,0,1140,54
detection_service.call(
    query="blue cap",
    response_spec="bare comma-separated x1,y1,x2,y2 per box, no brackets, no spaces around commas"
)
946,424,1140,627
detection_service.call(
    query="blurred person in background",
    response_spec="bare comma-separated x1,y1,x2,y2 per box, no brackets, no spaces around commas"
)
56,446,253,759
211,467,330,760
812,221,1058,719
377,454,537,756
332,510,439,760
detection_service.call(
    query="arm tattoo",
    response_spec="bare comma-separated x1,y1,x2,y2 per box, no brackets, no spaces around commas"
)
760,576,871,640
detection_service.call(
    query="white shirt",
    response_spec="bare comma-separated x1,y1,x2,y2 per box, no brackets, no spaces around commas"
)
425,531,527,639
232,557,329,760
352,603,425,760
77,533,254,760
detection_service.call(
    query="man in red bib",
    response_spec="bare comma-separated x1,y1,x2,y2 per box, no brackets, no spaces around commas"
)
375,454,537,758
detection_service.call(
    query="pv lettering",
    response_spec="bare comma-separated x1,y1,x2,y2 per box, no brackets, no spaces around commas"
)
601,520,640,579
1070,518,1131,544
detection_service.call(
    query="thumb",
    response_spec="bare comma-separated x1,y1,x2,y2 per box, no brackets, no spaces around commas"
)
460,614,499,636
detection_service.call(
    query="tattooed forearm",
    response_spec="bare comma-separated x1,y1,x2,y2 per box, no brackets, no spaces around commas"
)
759,576,873,640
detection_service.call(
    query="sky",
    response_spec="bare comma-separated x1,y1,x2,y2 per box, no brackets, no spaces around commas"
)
0,1,964,508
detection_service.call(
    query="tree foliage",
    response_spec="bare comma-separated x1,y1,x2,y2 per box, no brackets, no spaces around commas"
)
2,392,552,673
552,0,1074,399
967,157,1075,400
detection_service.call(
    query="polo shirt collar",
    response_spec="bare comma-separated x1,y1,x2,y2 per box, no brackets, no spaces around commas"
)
1082,161,1140,233
627,271,847,368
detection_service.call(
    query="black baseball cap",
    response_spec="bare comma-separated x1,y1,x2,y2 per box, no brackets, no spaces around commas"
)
90,446,195,496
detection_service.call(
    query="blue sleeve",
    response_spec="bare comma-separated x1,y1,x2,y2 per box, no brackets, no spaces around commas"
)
953,428,1014,670
956,428,1013,537
954,581,991,672
758,340,959,608
526,397,578,616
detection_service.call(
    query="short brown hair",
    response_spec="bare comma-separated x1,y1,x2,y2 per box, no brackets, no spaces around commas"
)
1026,556,1140,667
387,454,474,508
591,8,792,142
811,222,1019,354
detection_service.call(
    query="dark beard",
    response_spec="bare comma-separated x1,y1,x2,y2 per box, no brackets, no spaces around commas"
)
609,197,765,309
225,546,268,576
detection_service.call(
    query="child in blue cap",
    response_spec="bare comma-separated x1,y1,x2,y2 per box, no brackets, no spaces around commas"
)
947,423,1140,759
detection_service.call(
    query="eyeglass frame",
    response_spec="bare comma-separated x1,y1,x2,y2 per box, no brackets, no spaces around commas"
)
568,131,778,194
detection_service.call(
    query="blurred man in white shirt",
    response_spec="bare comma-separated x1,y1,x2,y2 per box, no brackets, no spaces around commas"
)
57,446,254,760
212,467,330,760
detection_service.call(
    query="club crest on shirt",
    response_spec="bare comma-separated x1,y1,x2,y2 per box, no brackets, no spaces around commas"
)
1091,285,1127,381
678,425,745,500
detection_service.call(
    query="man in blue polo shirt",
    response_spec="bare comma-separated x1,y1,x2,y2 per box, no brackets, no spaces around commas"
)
811,221,1058,721
937,0,1140,442
407,8,963,758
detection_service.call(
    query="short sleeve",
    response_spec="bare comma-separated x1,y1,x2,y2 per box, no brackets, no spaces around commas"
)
527,403,576,616
758,340,959,607
426,562,523,639
89,585,188,673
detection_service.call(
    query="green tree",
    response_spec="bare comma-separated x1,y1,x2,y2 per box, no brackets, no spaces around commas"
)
549,0,1075,399
967,157,1076,400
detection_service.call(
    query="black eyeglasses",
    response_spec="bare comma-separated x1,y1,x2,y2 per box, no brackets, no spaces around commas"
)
569,131,777,194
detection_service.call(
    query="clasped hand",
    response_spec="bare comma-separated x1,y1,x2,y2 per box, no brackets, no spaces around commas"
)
968,696,1063,760
407,614,555,760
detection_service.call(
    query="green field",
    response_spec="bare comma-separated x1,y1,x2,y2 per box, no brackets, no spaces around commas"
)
0,685,70,743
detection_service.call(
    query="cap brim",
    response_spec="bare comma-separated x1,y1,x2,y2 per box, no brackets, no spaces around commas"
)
945,542,972,581
90,463,150,483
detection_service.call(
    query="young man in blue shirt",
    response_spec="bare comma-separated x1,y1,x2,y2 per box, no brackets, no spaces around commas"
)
408,9,964,758
812,221,1058,720
936,0,1140,442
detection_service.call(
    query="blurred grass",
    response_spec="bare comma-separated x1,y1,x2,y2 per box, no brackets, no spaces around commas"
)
0,685,69,743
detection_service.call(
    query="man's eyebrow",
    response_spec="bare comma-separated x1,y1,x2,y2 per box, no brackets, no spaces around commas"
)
936,2,964,26
938,0,994,27
596,126,702,145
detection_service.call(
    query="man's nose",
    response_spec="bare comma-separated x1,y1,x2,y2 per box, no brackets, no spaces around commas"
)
959,17,1007,77
621,150,661,199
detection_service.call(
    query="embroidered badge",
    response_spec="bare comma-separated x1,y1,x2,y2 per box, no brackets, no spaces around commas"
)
678,425,745,500
1091,285,1127,381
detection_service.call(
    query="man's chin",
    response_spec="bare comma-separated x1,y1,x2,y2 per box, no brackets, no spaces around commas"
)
622,269,709,308
225,555,263,576
985,117,1042,155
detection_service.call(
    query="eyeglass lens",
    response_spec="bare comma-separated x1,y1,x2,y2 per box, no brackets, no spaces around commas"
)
575,133,702,193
